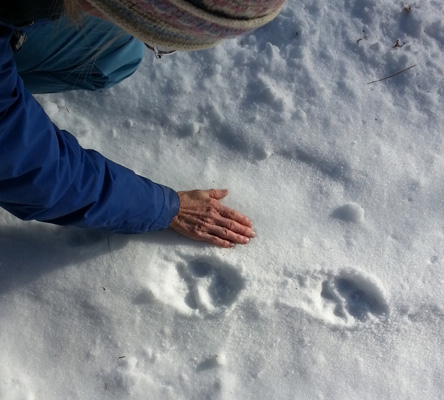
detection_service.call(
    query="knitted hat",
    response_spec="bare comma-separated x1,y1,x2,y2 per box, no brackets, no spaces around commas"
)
84,0,286,50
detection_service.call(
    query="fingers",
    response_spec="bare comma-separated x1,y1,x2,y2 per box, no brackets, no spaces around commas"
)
218,205,253,228
202,233,235,248
213,215,255,238
174,217,238,248
207,189,253,228
209,225,251,245
187,216,252,246
197,211,254,246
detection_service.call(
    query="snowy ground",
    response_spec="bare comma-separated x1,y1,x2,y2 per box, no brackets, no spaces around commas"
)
1,0,444,398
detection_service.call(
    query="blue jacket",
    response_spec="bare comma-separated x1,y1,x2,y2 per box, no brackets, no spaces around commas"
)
0,25,179,233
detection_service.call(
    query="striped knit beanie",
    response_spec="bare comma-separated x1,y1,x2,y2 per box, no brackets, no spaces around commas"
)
84,0,286,50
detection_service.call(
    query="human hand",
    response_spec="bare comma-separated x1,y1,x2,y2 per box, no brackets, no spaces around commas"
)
169,189,255,248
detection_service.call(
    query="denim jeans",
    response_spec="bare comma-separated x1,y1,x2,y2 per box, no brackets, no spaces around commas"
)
13,15,145,94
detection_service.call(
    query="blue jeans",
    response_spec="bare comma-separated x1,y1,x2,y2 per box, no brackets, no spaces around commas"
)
14,16,145,94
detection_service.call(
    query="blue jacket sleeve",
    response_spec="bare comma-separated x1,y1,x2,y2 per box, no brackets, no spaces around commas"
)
0,27,179,234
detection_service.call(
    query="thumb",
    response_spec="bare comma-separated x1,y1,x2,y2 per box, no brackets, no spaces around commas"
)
209,189,229,200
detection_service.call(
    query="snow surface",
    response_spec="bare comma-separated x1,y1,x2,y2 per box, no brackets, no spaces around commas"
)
1,0,444,398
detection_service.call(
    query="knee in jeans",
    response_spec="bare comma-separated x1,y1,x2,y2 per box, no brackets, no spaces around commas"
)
84,38,145,91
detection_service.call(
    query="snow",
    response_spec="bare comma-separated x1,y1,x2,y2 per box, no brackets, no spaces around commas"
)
1,0,444,398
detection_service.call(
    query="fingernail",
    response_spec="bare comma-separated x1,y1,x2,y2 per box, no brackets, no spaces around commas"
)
251,231,256,238
243,237,249,244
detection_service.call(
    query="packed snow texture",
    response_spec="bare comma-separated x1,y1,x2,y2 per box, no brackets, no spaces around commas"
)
1,0,444,399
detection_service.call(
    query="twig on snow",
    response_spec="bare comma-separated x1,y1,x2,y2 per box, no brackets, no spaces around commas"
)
367,64,417,85
392,39,406,48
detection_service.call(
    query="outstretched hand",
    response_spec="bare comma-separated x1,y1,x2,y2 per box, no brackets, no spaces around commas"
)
169,189,255,248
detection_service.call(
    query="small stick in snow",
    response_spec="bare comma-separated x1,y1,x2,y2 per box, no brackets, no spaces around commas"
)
392,39,406,48
367,64,417,85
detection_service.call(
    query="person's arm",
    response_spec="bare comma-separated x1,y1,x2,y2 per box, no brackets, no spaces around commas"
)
0,26,255,245
0,26,178,233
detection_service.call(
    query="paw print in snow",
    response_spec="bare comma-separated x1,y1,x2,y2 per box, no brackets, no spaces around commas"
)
136,256,245,318
279,268,389,329
177,258,245,317
322,273,389,324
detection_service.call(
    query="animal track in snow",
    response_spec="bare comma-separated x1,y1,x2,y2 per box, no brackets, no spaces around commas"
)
277,146,353,184
176,258,245,316
136,256,245,317
331,203,365,224
279,268,389,329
